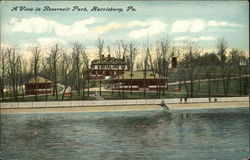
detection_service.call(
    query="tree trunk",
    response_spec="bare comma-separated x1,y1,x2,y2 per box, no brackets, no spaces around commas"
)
35,76,38,101
21,85,24,101
122,69,125,95
87,77,90,97
130,74,133,95
184,80,189,98
238,67,242,96
190,79,194,98
61,85,68,100
82,81,85,99
225,76,230,96
1,72,4,100
77,68,80,96
99,77,102,96
118,70,120,96
208,76,211,98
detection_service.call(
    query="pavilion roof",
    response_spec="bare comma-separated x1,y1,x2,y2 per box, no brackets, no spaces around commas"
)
114,71,162,80
28,76,52,83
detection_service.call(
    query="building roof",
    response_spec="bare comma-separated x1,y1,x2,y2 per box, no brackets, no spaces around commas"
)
28,76,52,83
91,55,127,65
114,71,162,80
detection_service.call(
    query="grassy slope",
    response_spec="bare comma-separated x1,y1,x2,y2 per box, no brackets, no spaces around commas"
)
1,78,248,102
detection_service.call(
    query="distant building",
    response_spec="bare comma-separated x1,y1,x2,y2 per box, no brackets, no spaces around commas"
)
108,71,168,91
86,54,128,80
25,76,52,95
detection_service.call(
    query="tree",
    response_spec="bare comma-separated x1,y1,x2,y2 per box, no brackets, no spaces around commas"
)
47,43,62,100
81,50,89,98
143,45,150,97
30,45,41,101
199,52,219,98
41,59,49,101
59,51,73,100
115,41,122,95
72,42,85,96
128,42,138,95
228,49,248,96
0,48,7,100
96,38,104,96
241,56,249,95
121,41,128,96
216,38,229,96
155,39,173,97
18,58,30,100
179,42,200,98
148,47,158,97
155,47,162,97
6,46,21,101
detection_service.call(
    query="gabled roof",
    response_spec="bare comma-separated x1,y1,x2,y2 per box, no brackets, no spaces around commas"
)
28,76,52,83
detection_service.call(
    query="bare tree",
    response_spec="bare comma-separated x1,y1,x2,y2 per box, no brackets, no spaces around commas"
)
217,38,228,96
72,42,85,96
59,51,73,100
148,47,159,97
6,47,21,101
18,57,30,100
241,55,249,95
47,43,62,100
41,59,49,101
159,39,172,97
128,42,138,95
228,49,247,96
81,50,89,98
121,41,128,95
199,52,219,99
179,42,200,98
96,38,104,96
30,45,41,101
143,46,150,97
0,48,7,100
115,41,122,95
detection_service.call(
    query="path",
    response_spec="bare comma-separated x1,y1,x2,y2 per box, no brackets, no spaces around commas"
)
89,91,105,100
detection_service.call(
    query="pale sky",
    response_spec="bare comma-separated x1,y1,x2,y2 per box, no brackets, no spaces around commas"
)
1,1,249,56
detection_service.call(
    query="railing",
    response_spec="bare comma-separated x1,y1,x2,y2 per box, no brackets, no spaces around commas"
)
0,97,248,109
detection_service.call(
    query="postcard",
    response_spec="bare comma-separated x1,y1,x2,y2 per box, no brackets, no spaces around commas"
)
0,1,249,160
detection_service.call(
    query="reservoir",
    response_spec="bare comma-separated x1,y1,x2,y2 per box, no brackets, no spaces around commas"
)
1,107,249,160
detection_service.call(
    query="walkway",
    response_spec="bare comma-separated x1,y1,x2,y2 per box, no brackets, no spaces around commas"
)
1,96,248,109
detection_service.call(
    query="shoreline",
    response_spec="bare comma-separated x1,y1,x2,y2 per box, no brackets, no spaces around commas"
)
1,101,248,114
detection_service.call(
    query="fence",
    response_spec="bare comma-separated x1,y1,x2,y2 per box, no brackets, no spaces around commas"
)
0,97,248,109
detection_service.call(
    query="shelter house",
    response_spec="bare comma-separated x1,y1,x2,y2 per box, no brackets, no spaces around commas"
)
108,71,168,91
25,76,52,95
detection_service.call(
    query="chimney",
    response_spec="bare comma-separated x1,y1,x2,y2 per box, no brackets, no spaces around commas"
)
108,54,111,58
102,54,104,58
172,57,177,68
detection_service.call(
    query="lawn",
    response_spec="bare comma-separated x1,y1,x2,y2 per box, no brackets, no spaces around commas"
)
167,77,249,97
1,91,96,102
1,77,248,102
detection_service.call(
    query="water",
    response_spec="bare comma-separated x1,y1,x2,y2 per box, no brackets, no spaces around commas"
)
1,107,249,160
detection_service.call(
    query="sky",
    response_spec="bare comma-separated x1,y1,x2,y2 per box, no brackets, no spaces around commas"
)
1,1,249,57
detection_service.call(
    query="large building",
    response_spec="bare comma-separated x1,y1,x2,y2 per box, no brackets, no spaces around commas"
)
25,76,52,95
108,71,168,91
86,54,128,80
